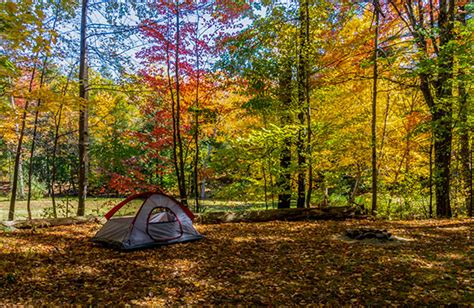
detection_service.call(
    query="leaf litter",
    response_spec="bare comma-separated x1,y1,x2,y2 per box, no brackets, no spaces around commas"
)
0,219,472,305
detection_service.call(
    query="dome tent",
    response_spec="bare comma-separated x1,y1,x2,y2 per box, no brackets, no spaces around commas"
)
92,191,204,250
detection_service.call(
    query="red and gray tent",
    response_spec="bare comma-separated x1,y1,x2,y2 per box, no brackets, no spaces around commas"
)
92,192,203,250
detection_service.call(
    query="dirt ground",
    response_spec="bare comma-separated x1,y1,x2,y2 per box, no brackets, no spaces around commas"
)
0,219,472,305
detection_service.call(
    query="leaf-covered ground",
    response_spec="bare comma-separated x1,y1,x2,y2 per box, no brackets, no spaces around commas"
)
0,219,472,305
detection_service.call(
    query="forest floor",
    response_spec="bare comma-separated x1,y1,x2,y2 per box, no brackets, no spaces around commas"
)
0,219,472,305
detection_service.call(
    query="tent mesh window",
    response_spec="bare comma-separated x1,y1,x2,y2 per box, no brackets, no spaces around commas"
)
111,198,145,218
148,207,178,224
146,207,183,241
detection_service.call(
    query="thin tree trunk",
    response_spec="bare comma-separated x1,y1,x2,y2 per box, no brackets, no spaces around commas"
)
8,95,25,200
165,13,181,204
349,175,360,205
470,135,473,217
26,57,49,219
263,165,268,210
429,133,433,218
371,0,380,216
268,159,275,209
304,0,312,208
18,152,25,200
193,9,200,212
377,93,390,170
296,0,307,208
175,1,187,206
26,12,59,219
8,64,37,221
77,0,89,216
51,68,73,218
51,106,63,216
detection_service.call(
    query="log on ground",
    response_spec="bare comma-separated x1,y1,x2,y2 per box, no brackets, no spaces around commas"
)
1,216,99,230
195,206,363,224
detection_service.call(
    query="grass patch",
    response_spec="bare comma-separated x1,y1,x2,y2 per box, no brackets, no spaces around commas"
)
0,198,272,221
0,198,122,221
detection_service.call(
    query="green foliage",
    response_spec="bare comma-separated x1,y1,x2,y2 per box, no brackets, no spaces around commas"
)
28,176,47,200
41,198,74,219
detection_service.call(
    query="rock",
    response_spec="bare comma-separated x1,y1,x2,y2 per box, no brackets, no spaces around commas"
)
344,228,393,241
375,233,386,239
365,232,376,239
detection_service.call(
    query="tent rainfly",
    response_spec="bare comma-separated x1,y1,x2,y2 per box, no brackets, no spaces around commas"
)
92,192,204,250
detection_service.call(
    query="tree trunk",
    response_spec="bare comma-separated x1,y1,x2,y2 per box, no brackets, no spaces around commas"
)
77,0,89,216
296,0,308,209
371,0,380,216
277,64,292,209
278,144,291,209
263,165,268,210
166,12,181,206
51,69,72,219
432,109,453,218
433,0,454,218
26,57,49,219
174,1,187,206
8,95,25,199
377,93,390,170
458,122,471,217
388,0,455,218
193,9,200,212
8,64,37,221
269,159,275,209
429,133,433,218
304,0,312,208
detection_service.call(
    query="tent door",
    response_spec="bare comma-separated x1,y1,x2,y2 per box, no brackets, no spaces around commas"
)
146,207,183,241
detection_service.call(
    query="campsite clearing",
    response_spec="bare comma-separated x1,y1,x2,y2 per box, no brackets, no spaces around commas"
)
0,219,472,305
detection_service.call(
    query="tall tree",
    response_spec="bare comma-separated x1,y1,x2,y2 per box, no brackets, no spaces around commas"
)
457,4,472,216
174,0,187,205
296,0,309,208
77,0,89,216
302,0,313,208
371,0,381,215
389,0,457,217
193,7,201,212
